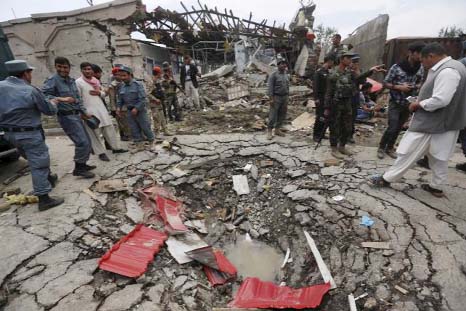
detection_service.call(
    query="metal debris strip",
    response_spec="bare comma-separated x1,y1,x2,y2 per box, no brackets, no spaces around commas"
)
165,232,209,264
303,230,337,289
348,294,358,311
228,277,331,309
98,224,168,278
155,195,189,234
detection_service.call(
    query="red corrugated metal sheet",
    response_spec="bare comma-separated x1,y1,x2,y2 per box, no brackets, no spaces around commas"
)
229,277,331,309
204,266,234,286
213,250,237,275
99,224,168,277
187,246,237,286
155,195,188,234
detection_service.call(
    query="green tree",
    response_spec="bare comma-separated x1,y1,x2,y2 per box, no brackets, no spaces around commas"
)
314,23,338,51
438,26,464,38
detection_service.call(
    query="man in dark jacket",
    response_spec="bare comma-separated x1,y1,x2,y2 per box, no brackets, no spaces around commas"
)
313,54,335,142
180,55,202,110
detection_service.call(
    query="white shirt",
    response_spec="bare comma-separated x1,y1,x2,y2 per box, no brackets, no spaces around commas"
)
400,57,461,161
76,77,112,128
185,65,191,81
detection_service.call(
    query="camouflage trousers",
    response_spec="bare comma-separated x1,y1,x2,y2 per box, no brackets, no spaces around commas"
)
151,106,168,134
329,99,353,147
116,112,131,140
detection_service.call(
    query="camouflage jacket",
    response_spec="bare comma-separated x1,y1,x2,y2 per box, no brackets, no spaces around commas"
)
324,67,373,109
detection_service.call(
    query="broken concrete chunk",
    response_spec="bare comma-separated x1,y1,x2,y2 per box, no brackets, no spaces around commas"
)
361,242,391,250
99,284,144,311
232,175,250,195
321,166,344,176
287,189,314,201
95,179,128,193
282,184,298,194
291,112,315,130
287,169,307,178
125,197,144,224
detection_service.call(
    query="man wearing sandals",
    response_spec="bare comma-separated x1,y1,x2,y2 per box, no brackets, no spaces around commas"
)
371,43,466,197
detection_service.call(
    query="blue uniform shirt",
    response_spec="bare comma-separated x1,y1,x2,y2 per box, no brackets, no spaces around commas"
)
41,73,86,113
117,79,147,111
0,77,57,127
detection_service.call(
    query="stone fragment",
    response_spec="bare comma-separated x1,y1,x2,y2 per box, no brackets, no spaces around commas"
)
100,284,144,311
287,189,314,201
375,284,391,300
282,184,298,194
294,213,311,225
324,158,340,167
173,275,188,290
146,284,165,303
12,266,45,283
125,197,144,223
182,295,197,309
364,297,377,310
321,166,344,176
287,169,307,178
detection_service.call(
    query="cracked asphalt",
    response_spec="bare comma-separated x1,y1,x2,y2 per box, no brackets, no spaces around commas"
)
0,129,465,311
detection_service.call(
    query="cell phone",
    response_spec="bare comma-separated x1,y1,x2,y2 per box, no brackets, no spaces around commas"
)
406,96,417,103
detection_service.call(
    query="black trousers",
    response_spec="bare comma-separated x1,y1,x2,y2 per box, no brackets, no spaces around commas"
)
313,96,326,139
379,102,410,150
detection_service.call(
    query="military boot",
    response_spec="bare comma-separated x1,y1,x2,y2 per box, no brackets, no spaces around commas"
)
338,146,353,156
73,163,96,179
267,129,273,140
38,195,64,211
331,146,344,159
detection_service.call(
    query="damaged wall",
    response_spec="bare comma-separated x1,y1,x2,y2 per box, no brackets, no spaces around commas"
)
0,0,146,85
342,14,389,73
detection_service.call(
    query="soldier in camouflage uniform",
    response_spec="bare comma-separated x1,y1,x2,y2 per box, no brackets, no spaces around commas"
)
148,66,170,136
108,67,131,141
324,51,384,158
161,62,182,122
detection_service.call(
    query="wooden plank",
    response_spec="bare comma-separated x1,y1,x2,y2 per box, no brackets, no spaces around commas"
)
361,242,391,250
348,294,358,311
303,230,337,289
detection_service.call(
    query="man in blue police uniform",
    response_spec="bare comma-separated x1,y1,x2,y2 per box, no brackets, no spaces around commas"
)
116,66,155,143
42,57,95,178
0,60,64,211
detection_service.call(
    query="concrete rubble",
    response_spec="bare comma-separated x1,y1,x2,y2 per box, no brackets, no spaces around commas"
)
0,126,465,310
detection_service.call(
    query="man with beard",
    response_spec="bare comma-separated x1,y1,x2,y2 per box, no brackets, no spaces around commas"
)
371,43,466,197
377,42,425,159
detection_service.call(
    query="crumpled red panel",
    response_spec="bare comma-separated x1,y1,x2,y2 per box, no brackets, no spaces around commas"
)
99,224,168,277
155,195,188,234
229,277,331,309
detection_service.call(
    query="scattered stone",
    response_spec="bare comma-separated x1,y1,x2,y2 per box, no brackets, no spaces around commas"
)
287,169,306,178
295,204,311,212
50,285,99,311
364,297,378,310
97,283,118,296
119,224,134,234
287,189,314,201
12,266,45,283
147,284,165,303
294,213,311,225
375,284,391,300
173,275,188,290
4,294,43,311
282,184,298,194
125,197,144,223
324,158,340,167
100,284,144,311
182,295,198,309
321,166,344,176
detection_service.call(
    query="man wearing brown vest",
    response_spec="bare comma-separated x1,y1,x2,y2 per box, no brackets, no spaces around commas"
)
371,43,466,197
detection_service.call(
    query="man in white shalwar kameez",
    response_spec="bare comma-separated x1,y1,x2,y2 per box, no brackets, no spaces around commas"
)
76,62,127,161
372,43,466,197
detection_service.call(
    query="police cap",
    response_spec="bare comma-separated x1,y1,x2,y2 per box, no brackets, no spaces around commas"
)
5,60,35,73
118,65,133,74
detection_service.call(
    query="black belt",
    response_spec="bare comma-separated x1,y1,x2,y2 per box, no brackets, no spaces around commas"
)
1,126,42,132
57,110,80,116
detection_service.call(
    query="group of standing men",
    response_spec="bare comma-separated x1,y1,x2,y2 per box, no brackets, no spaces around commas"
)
0,54,202,212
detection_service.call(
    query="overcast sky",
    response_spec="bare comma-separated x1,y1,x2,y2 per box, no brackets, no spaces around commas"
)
1,0,465,39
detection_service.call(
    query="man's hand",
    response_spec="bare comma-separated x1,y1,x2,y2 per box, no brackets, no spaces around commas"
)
395,83,413,93
409,101,421,112
55,97,76,104
81,113,92,120
89,90,100,96
50,98,59,105
131,108,138,116
370,65,387,73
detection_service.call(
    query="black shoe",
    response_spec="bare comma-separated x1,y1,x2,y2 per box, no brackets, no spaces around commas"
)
417,156,430,169
73,163,96,178
112,149,128,154
99,154,111,162
48,173,58,188
84,164,96,171
38,195,64,211
456,162,466,172
121,136,130,141
348,137,356,144
104,140,112,151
